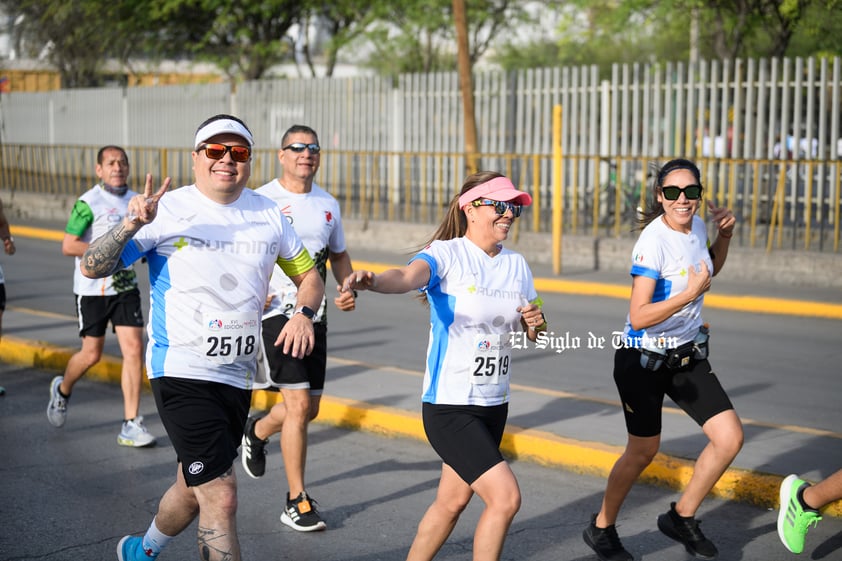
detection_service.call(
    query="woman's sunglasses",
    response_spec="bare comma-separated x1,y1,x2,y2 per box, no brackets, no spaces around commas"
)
471,199,523,218
661,184,703,200
199,143,251,163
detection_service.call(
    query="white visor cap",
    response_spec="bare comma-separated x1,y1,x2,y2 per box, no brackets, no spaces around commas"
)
194,118,254,149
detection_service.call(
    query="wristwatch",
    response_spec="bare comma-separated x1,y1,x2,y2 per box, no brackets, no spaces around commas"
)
294,305,316,320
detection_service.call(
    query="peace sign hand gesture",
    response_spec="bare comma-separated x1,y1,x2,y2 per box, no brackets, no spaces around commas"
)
127,173,171,226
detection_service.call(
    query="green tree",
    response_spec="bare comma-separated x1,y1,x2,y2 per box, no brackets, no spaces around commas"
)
506,0,676,72
2,0,154,87
357,0,537,78
295,1,382,77
785,0,842,57
151,0,304,81
493,0,842,75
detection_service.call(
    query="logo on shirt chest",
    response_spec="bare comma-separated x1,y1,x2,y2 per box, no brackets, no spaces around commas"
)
280,204,294,225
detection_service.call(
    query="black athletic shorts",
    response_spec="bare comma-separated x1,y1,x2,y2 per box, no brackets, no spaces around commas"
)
0,282,5,311
75,289,144,337
613,347,734,438
261,314,327,393
422,402,508,485
151,377,251,487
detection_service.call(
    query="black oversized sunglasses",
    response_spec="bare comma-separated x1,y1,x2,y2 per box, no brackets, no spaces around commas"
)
198,143,251,163
471,199,523,218
661,184,703,200
282,142,321,154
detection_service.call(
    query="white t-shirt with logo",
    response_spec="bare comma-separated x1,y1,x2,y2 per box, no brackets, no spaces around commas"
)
119,185,312,389
67,185,140,296
622,214,712,347
255,179,345,323
411,237,538,406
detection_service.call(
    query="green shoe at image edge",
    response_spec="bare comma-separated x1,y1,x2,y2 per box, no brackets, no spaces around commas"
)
777,474,822,554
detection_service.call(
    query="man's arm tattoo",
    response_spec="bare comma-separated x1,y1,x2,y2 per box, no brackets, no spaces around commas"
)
83,222,135,278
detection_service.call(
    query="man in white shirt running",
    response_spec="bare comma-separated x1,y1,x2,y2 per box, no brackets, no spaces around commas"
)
80,114,325,561
241,124,356,532
47,145,156,447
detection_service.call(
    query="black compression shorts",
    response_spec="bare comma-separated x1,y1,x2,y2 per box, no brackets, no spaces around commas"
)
613,347,734,437
422,402,508,485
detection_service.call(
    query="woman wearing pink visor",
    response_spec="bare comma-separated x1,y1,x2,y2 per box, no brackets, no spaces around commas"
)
343,171,546,561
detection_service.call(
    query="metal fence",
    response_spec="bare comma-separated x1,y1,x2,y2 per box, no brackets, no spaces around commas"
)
1,56,840,251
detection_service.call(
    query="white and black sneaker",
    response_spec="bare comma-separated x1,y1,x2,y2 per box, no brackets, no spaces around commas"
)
241,415,268,478
47,376,68,427
280,491,327,532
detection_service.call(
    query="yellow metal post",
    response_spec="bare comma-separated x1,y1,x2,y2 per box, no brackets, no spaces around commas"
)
835,162,841,252
767,162,786,252
749,161,759,248
552,105,563,274
804,161,813,250
531,154,541,233
592,158,600,238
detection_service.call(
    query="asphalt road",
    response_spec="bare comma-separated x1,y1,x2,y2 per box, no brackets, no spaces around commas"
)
4,362,842,561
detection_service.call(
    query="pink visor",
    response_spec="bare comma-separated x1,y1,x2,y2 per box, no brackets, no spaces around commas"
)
458,177,533,209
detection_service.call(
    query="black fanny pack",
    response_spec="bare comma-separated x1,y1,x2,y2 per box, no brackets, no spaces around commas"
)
663,341,695,370
639,326,710,372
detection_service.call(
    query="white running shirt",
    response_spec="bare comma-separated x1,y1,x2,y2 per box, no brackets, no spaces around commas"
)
66,185,140,296
255,179,346,323
412,237,538,406
119,185,312,389
622,215,712,347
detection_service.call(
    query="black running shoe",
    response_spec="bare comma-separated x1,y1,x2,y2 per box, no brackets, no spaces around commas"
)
583,513,634,561
280,491,327,532
241,415,268,479
657,502,718,559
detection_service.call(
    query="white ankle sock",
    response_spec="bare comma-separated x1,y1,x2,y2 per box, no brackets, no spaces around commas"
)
142,517,173,555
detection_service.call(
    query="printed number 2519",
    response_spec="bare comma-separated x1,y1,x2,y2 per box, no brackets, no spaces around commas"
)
473,355,509,377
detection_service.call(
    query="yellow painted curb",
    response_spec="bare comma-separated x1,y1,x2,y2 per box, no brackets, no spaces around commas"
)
11,225,65,242
4,333,841,517
704,293,842,320
0,336,124,384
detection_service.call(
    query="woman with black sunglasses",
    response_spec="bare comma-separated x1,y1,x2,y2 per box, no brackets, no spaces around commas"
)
341,171,546,561
583,158,742,561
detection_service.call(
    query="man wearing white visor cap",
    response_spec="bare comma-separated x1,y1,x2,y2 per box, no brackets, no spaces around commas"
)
193,117,254,149
79,113,325,561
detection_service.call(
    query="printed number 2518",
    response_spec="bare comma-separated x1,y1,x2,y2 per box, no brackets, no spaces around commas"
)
206,335,256,357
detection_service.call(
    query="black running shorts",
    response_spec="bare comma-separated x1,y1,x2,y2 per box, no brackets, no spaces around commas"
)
151,377,251,487
422,402,508,485
613,347,734,437
75,289,144,337
261,314,327,393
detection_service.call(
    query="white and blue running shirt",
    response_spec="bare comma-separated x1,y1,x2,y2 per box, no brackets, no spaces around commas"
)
255,179,345,323
118,185,313,389
412,237,539,406
622,215,712,347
